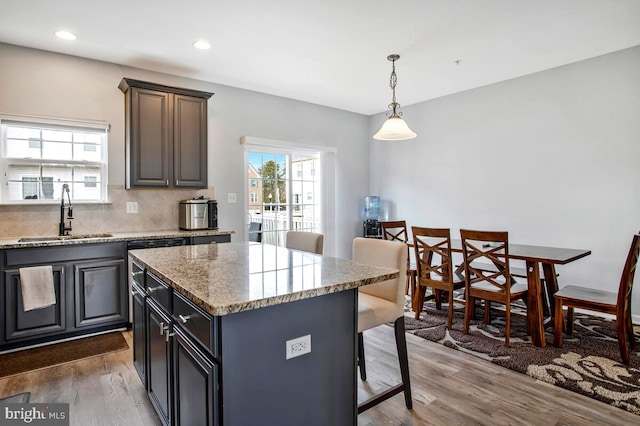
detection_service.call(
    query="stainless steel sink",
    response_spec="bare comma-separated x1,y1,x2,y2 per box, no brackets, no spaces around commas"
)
18,236,66,242
67,233,113,239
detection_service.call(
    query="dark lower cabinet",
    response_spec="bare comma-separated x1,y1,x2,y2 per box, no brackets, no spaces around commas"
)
4,265,66,341
75,259,127,327
132,281,147,387
145,285,218,426
147,298,173,426
0,242,128,351
173,327,218,426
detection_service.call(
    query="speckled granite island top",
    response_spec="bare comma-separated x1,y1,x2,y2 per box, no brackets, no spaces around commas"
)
129,242,399,316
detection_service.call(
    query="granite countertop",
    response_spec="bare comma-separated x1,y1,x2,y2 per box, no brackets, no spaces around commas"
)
129,242,399,316
0,229,235,249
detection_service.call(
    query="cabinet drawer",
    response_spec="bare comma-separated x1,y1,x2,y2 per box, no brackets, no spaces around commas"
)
146,272,171,312
131,261,145,289
173,291,218,357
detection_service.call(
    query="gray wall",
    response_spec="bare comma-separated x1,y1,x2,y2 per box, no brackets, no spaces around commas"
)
0,43,370,258
369,45,640,320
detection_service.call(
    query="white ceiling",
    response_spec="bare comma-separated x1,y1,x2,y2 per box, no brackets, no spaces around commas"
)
1,0,639,115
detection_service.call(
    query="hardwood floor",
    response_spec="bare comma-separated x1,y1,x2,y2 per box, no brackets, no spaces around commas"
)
1,328,637,425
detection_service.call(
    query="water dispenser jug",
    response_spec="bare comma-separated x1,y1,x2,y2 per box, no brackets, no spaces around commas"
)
363,196,380,220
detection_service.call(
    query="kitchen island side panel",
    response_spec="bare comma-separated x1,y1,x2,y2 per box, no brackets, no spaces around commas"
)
220,289,357,426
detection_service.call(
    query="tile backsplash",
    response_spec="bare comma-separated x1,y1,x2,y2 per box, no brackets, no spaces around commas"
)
0,185,214,238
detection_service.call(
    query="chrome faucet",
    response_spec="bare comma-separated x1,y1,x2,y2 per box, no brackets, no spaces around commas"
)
59,184,73,236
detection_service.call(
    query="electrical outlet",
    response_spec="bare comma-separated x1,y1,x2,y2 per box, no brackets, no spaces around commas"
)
286,334,311,360
227,193,237,203
126,202,138,214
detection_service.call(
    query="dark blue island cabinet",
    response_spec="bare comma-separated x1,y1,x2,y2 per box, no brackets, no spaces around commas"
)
129,243,398,426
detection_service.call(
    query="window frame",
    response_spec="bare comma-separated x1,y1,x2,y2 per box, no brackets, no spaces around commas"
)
0,114,109,204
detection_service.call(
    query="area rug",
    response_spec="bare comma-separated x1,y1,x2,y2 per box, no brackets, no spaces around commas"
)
406,299,640,415
0,332,128,378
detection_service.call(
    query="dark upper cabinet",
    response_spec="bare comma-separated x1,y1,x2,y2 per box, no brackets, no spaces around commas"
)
119,78,213,189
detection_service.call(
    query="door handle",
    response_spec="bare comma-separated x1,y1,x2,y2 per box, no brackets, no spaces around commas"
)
159,321,169,335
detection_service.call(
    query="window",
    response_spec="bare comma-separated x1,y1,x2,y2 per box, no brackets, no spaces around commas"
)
250,179,258,188
246,150,321,247
242,136,336,255
1,115,109,203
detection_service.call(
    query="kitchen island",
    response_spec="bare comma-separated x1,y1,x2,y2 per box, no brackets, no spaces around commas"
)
128,242,399,426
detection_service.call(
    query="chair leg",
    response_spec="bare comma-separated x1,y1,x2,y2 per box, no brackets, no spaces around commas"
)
413,285,426,320
405,273,410,295
357,332,366,381
626,312,637,351
394,317,412,409
447,288,454,329
433,289,441,310
566,307,575,336
554,298,563,347
617,317,631,365
504,301,511,347
464,296,473,334
484,300,491,324
410,271,417,300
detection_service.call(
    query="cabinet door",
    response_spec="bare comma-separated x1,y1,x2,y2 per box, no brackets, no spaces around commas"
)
147,299,172,426
173,327,218,426
130,87,171,187
4,265,66,340
173,94,207,188
74,259,127,328
132,283,147,388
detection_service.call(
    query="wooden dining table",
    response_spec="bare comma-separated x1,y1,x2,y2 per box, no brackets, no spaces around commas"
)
447,239,591,347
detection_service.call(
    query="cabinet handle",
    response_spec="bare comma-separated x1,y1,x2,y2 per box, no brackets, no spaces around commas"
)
131,289,138,296
178,314,191,324
165,330,175,342
131,271,143,278
159,321,169,335
176,180,179,186
147,286,162,293
166,180,169,186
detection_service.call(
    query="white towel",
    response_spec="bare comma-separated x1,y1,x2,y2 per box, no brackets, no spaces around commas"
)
19,265,56,311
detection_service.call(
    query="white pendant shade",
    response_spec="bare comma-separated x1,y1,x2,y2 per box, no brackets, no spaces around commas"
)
373,117,417,141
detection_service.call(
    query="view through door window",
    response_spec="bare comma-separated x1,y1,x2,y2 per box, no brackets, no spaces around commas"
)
247,150,321,246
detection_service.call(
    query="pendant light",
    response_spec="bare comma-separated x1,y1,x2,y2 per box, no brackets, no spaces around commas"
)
373,54,417,141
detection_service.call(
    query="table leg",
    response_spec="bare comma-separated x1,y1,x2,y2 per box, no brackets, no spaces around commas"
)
526,260,546,347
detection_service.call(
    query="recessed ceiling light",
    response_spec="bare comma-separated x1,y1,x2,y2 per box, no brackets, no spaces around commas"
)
193,40,211,50
55,30,77,41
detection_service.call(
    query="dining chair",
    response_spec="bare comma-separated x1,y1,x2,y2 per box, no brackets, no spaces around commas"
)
285,231,324,254
248,221,262,242
554,233,640,365
412,227,465,328
380,220,417,298
460,229,528,347
353,237,412,412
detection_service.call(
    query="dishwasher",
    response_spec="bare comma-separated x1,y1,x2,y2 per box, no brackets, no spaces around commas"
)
127,238,187,322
